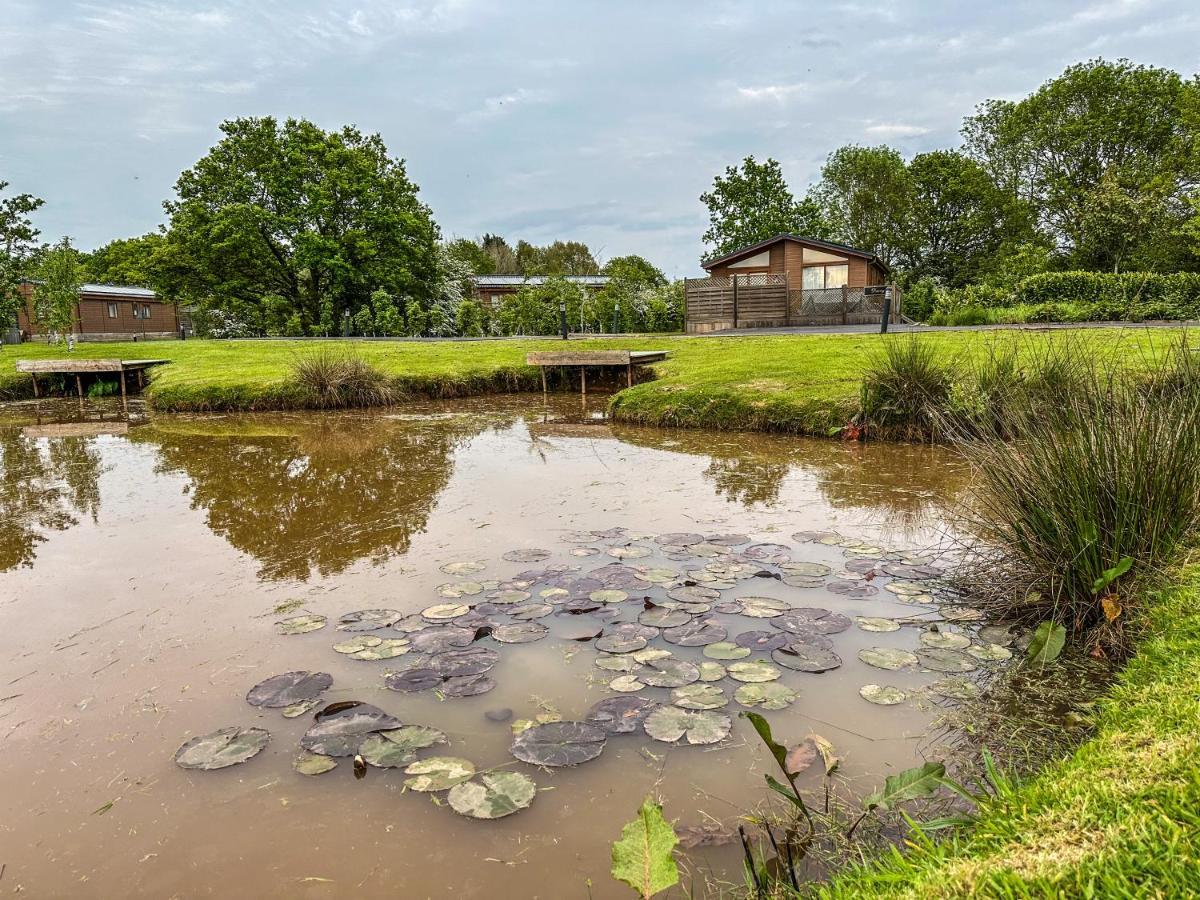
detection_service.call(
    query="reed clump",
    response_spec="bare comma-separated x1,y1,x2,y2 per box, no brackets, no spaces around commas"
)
289,348,396,409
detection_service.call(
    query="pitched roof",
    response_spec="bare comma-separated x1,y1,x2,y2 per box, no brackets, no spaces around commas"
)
471,275,610,287
701,234,888,272
78,283,159,298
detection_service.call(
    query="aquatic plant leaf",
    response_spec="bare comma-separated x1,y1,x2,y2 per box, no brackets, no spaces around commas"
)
883,581,929,596
175,726,270,770
610,796,680,899
741,543,791,564
734,682,797,710
827,580,879,598
917,649,978,673
349,638,411,660
422,603,470,621
282,699,321,718
508,602,554,621
448,771,537,819
655,532,704,546
881,563,942,580
855,617,900,633
436,581,484,599
430,646,499,677
609,544,653,559
928,678,980,700
864,761,946,811
812,734,839,774
1027,621,1067,665
300,703,403,757
940,606,985,621
491,622,548,644
275,614,327,635
586,696,660,734
919,631,971,650
246,671,332,708
771,643,841,673
670,684,727,710
631,647,672,663
703,641,751,660
590,589,629,604
596,623,657,654
662,618,727,646
384,667,443,693
595,654,642,673
858,647,919,671
336,609,402,632
706,533,750,546
733,630,790,651
608,675,647,692
635,567,678,584
409,626,475,653
859,684,907,705
978,625,1015,647
440,673,496,697
403,756,476,792
967,642,1013,661
293,752,337,776
780,562,832,578
639,608,693,628
737,596,790,619
440,560,486,576
784,740,818,775
643,707,731,745
667,585,720,604
726,660,781,683
502,549,551,563
487,588,531,605
511,721,606,766
358,726,447,768
697,661,726,682
639,658,700,688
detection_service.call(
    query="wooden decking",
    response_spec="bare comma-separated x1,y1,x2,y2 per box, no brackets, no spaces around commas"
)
15,358,169,406
525,350,669,395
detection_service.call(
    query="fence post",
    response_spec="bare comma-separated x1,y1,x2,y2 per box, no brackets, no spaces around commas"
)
841,285,848,325
732,275,739,330
783,274,790,326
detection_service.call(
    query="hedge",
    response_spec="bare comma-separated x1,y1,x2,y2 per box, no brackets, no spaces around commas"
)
1014,271,1200,321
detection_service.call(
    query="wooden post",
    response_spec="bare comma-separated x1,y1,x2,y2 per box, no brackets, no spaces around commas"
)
30,373,38,398
627,362,633,388
75,374,83,398
136,369,144,390
119,368,127,412
841,285,849,325
731,276,739,330
540,367,548,397
783,273,790,327
581,366,587,397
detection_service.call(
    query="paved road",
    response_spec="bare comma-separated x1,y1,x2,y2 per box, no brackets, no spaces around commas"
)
695,320,1196,337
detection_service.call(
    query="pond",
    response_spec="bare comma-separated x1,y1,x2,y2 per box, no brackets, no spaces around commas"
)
0,395,990,898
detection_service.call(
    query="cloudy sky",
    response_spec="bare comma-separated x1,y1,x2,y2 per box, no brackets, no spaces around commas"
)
1,0,1197,276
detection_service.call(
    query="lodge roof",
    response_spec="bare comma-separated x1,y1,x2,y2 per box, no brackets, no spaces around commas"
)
471,275,611,288
22,280,160,299
701,234,888,272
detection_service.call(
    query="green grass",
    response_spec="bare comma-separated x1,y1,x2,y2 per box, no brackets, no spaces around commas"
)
0,328,1182,430
817,560,1200,899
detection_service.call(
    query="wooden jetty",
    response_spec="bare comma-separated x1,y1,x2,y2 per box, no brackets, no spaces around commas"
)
15,358,169,406
525,350,669,396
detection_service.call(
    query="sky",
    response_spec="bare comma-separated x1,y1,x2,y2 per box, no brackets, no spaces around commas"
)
1,1,1198,278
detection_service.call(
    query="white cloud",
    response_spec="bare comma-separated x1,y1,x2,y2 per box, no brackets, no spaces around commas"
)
734,83,807,103
864,123,931,138
458,88,551,123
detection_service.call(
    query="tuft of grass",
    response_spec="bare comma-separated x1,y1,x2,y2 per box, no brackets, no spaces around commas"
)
858,336,957,441
289,348,396,409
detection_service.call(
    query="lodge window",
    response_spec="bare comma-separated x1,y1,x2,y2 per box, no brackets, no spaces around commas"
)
802,264,849,290
490,294,500,306
142,304,152,319
107,302,118,318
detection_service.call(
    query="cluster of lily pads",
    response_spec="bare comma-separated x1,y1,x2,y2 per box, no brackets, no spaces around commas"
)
176,526,1022,821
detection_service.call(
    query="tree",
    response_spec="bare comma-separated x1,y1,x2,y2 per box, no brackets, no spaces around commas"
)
480,234,519,274
700,156,828,258
810,145,911,268
445,237,494,275
84,233,167,287
164,116,440,334
963,59,1200,271
34,237,83,339
371,290,403,336
601,255,666,288
455,298,484,336
0,181,44,331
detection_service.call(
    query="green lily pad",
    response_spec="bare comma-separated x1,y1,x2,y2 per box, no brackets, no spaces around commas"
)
635,568,678,584
738,596,791,618
859,684,907,705
919,631,971,650
639,658,700,688
697,661,726,682
855,616,901,633
491,622,548,644
608,544,653,559
883,581,928,596
423,603,470,621
336,609,402,632
929,678,981,700
175,726,270,770
727,660,781,683
662,618,727,646
404,756,476,791
488,588,532,605
246,671,332,708
586,696,660,734
293,752,337,776
940,606,985,622
510,721,607,766
509,602,554,620
359,725,447,768
631,647,673,663
643,707,731,745
978,625,1016,647
608,674,646,692
502,549,551,563
967,642,1013,662
771,643,842,673
734,682,797,710
435,581,484,599
590,589,629,604
639,608,693,628
300,702,403,757
275,614,327,635
596,623,656,654
440,561,486,576
917,649,978,673
595,654,642,673
703,641,751,660
448,771,537,819
670,683,727,710
282,699,322,718
858,647,919,670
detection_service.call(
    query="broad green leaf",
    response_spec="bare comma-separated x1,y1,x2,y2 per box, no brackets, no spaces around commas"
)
1026,621,1067,665
864,761,946,811
1092,556,1133,594
610,796,679,899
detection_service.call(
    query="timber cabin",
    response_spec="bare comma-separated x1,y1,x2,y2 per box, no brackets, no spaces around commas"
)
15,281,179,342
472,274,610,308
684,234,896,333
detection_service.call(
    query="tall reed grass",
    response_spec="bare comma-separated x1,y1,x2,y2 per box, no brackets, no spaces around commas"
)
289,348,396,409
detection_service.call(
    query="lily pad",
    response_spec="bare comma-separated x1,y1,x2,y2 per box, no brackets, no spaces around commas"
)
919,630,971,650
409,626,476,653
586,696,660,734
347,638,411,660
275,614,327,635
448,771,537,819
608,674,646,692
509,602,554,621
884,581,929,596
882,563,942,580
423,603,470,621
511,721,607,766
440,560,486,576
741,543,791,564
436,581,484,599
928,677,980,700
300,702,403,757
733,630,791,651
595,654,642,673
635,568,678,584
967,642,1013,662
703,641,751,660
737,596,790,619
826,580,879,599
781,561,832,578
491,622,549,644
667,585,720,604
590,589,629,604
706,533,750,546
697,661,726,681
293,752,337,776
246,671,332,708
643,707,731,745
359,726,447,768
596,623,657,654
384,667,443,693
671,684,727,710
662,618,727,646
175,726,270,770
855,616,901,633
404,756,476,791
859,684,907,705
282,699,322,718
430,646,499,677
639,658,701,688
503,548,552,563
978,625,1016,647
727,660,781,683
440,673,497,697
940,606,985,622
771,643,842,673
734,682,797,710
655,532,705,546
639,607,693,628
858,647,919,671
917,648,978,673
337,609,401,632
608,544,653,559
487,588,531,605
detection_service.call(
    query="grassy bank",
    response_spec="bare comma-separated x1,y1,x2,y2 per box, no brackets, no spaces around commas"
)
818,560,1200,899
0,328,1181,428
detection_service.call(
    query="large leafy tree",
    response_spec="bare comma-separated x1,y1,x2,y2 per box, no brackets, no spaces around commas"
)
84,233,168,288
164,117,439,333
700,156,828,258
809,145,911,267
963,59,1200,272
0,180,45,330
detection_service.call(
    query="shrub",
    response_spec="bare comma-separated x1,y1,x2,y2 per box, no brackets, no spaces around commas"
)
1015,271,1200,321
858,336,957,440
289,348,395,408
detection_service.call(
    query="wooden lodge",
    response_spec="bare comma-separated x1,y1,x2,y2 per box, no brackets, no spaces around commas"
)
472,275,610,308
14,282,180,342
684,234,898,333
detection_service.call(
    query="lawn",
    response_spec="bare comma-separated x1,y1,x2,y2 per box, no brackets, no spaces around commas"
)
0,327,1179,431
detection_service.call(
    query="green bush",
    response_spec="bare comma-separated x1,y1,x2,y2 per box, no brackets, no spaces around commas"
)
1016,272,1200,321
858,336,957,440
289,348,395,408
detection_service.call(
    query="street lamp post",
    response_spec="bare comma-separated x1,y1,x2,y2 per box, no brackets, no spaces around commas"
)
343,308,351,338
559,300,568,341
612,301,620,335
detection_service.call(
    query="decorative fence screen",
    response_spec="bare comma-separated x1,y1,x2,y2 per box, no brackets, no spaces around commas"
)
685,277,898,332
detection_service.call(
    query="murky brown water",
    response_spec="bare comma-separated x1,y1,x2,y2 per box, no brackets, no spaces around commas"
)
0,395,979,898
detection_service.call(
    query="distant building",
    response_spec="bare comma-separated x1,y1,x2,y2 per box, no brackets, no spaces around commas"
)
472,275,610,308
15,281,180,341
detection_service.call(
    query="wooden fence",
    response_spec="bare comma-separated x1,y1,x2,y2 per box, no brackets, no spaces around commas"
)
685,276,900,332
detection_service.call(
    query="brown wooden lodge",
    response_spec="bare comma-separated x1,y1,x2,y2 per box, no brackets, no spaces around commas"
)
472,274,610,308
684,234,898,333
15,281,180,342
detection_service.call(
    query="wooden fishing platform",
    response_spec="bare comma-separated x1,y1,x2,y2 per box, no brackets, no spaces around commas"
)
15,358,169,405
525,350,669,395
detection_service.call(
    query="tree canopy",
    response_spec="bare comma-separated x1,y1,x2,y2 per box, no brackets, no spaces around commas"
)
0,180,44,327
700,156,828,258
